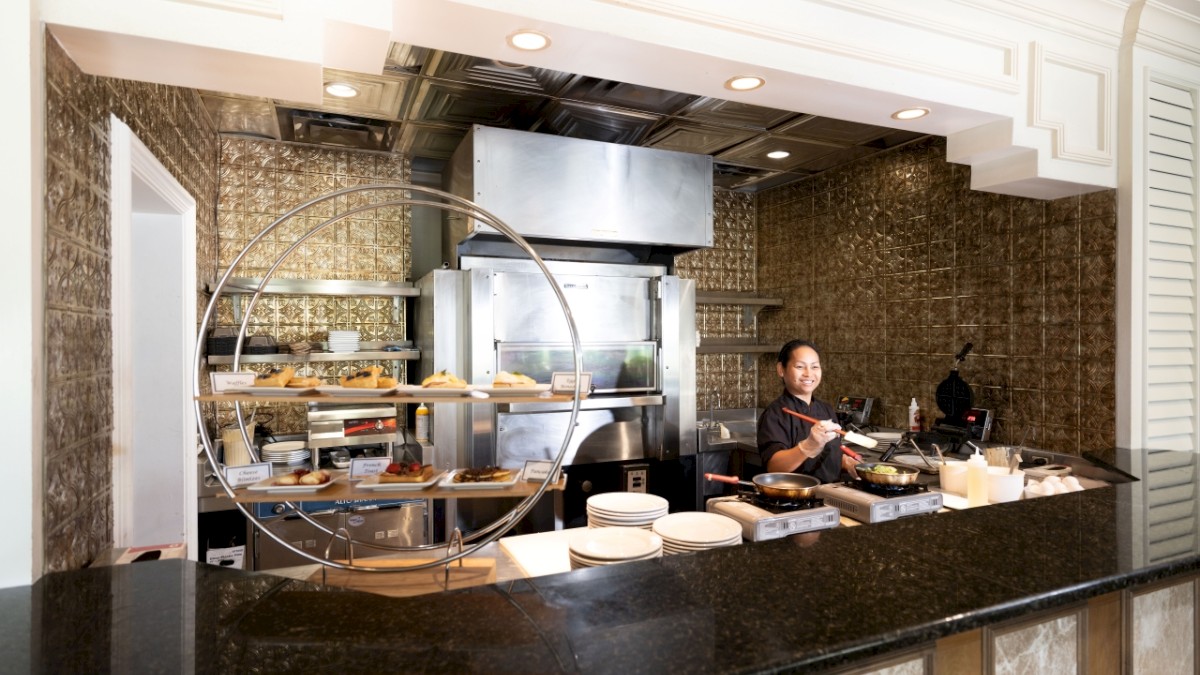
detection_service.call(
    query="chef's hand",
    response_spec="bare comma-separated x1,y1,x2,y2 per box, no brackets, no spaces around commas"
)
798,419,841,458
841,452,860,477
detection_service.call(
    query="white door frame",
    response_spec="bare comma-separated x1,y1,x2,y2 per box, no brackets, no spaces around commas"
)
110,115,198,555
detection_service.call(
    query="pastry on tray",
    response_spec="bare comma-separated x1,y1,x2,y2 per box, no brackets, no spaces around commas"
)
376,376,398,389
286,376,321,388
339,365,383,388
378,462,435,483
421,370,468,389
273,469,331,486
452,466,514,483
492,371,536,387
254,366,294,387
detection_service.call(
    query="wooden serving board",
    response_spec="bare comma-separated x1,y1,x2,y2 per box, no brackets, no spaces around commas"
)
196,393,584,405
312,557,496,597
226,475,566,503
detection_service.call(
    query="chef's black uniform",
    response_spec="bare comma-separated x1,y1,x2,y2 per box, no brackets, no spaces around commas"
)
757,391,844,483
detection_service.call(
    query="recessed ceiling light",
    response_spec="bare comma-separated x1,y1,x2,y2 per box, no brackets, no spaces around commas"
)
891,107,930,121
324,82,359,98
766,150,791,160
507,30,551,51
725,76,765,91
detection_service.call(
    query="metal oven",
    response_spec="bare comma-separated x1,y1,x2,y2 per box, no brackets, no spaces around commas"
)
416,257,697,527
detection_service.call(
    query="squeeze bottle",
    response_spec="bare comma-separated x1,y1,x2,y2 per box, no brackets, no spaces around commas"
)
415,403,430,442
908,398,921,432
967,448,989,507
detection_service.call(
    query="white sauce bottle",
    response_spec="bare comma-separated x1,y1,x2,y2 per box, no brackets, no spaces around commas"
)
908,398,921,432
967,448,989,507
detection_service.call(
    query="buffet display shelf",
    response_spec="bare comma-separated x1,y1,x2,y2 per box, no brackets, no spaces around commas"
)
196,393,584,405
225,474,566,503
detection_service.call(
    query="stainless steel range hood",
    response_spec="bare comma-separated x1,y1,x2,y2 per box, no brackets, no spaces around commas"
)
444,125,712,263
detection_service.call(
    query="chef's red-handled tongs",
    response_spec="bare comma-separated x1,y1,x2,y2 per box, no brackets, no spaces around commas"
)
782,408,879,449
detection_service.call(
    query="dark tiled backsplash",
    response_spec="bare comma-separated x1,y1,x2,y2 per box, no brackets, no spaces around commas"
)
43,35,219,572
753,137,1115,454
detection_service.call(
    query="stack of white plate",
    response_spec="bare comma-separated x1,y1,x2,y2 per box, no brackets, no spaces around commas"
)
260,441,309,466
568,527,663,570
327,330,361,353
586,492,669,529
651,512,742,555
866,430,904,444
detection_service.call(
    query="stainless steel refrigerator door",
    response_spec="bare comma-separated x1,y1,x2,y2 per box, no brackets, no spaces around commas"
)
341,503,426,559
254,511,342,570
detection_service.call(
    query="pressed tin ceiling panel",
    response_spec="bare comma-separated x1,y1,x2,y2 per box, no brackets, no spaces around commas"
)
198,42,930,192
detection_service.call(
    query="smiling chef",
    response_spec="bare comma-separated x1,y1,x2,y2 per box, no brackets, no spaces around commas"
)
757,339,859,483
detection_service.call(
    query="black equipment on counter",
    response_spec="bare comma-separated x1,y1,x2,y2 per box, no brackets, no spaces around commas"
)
935,342,973,428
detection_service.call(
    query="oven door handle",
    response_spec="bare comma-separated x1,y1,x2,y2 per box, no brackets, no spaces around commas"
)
500,394,664,413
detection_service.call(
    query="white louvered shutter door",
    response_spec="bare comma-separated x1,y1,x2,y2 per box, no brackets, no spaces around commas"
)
1145,80,1199,452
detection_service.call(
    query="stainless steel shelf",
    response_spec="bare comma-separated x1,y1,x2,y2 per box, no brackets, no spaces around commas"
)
208,277,419,297
207,277,419,324
697,339,776,369
695,291,783,307
207,349,420,365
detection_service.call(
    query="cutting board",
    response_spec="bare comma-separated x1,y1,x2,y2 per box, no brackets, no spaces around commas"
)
310,557,496,597
498,528,576,578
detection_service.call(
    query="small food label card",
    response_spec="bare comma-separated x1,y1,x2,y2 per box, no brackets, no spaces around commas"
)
350,457,391,480
211,371,255,393
523,460,561,483
225,463,270,487
550,371,593,395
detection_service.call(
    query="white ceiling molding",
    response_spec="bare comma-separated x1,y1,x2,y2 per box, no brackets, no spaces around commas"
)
1029,42,1114,166
167,0,283,20
278,68,409,120
1132,0,1200,61
42,0,391,104
41,0,1200,198
597,0,1022,93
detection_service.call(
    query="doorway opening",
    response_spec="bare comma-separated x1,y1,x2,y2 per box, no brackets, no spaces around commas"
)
109,116,197,554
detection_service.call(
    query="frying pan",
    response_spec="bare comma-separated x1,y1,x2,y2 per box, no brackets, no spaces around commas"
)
854,462,920,486
705,472,820,499
936,342,974,421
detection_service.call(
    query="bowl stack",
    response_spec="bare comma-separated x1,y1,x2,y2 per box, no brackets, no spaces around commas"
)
327,330,361,353
586,492,669,529
568,527,663,570
651,512,743,555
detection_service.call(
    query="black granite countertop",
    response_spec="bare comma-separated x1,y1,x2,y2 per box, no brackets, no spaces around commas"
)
2,447,1197,673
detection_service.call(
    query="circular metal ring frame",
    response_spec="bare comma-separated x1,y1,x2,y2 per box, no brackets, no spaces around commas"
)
193,184,583,572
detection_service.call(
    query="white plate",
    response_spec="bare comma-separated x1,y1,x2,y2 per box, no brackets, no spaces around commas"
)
587,519,655,529
316,385,397,396
246,473,340,493
227,386,317,396
357,471,445,491
586,492,669,515
569,527,663,561
587,504,669,517
474,384,552,396
439,468,522,489
652,512,743,545
262,441,306,453
393,385,476,397
888,455,941,474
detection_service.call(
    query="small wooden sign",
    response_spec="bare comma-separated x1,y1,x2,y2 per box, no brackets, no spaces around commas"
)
523,460,560,483
550,371,593,395
350,457,391,480
225,463,269,487
211,371,255,393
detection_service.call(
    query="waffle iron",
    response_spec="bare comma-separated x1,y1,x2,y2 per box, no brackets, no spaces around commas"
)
935,342,973,427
